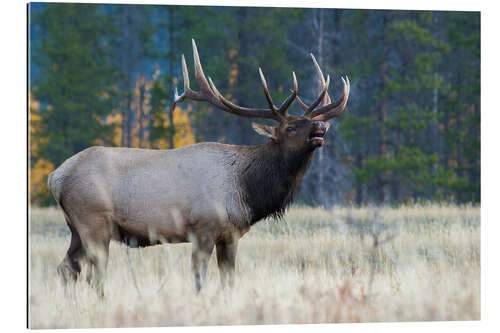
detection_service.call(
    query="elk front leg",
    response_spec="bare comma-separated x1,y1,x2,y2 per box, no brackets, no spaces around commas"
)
216,236,238,288
191,234,214,292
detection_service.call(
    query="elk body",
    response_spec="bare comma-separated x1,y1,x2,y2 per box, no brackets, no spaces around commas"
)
48,40,350,295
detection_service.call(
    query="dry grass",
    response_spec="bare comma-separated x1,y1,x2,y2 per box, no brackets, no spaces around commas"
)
28,204,480,328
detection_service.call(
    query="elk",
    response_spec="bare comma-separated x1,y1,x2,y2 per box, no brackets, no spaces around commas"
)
48,39,350,295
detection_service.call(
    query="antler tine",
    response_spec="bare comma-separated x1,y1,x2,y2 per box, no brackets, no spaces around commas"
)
311,76,350,121
208,76,221,97
294,54,333,115
295,94,309,112
293,71,298,94
310,53,332,106
181,55,190,94
258,67,286,120
277,72,298,116
192,39,217,97
173,42,221,106
293,53,350,121
172,54,191,111
304,75,330,118
258,68,277,110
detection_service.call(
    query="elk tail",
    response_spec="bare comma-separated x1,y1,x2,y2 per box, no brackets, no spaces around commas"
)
47,170,72,225
47,171,59,203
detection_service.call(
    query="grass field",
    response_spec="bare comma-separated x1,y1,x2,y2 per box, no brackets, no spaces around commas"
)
28,204,480,328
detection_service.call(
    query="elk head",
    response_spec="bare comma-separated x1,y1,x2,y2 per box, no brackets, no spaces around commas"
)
173,39,350,156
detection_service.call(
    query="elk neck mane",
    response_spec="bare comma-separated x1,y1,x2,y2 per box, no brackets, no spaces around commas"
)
237,141,315,225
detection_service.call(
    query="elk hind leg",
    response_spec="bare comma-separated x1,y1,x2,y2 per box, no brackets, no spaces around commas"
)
57,220,85,286
77,215,111,298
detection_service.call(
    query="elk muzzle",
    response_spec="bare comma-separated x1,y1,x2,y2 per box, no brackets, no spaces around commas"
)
309,121,328,146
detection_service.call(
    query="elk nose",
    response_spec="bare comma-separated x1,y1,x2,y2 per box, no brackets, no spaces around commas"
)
312,121,325,130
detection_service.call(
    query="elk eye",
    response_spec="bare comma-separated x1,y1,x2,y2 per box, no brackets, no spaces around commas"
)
286,127,296,132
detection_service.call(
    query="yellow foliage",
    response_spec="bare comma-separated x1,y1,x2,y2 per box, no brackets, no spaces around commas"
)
103,111,123,146
228,48,238,59
30,92,55,205
30,93,40,112
229,65,238,86
29,158,54,203
173,104,195,148
29,111,42,154
151,104,195,150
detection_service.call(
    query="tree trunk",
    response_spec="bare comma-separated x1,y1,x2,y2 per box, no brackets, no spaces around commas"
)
432,72,439,172
167,6,176,149
456,70,463,179
377,12,389,204
138,80,146,148
470,102,480,200
431,14,441,173
120,101,127,147
126,91,133,147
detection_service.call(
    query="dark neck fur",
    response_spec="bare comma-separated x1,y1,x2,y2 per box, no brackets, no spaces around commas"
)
240,142,315,225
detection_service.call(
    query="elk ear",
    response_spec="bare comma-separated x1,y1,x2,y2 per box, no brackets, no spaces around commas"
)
252,122,277,141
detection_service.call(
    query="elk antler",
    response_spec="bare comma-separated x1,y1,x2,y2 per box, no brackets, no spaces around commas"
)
173,39,298,122
296,54,350,121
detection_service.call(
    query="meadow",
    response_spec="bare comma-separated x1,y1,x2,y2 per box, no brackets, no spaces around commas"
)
28,204,480,328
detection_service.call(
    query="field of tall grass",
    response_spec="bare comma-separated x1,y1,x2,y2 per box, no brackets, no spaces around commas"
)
28,204,480,328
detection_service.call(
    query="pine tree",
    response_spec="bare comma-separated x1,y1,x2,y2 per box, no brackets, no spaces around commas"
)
31,3,118,166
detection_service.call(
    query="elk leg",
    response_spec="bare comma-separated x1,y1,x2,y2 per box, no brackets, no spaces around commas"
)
216,237,238,288
77,215,111,299
191,235,214,292
57,219,86,286
85,245,109,299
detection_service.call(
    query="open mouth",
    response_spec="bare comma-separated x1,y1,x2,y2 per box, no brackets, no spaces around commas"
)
309,129,326,143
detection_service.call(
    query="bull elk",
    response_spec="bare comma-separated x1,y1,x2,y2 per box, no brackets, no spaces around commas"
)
48,39,350,295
